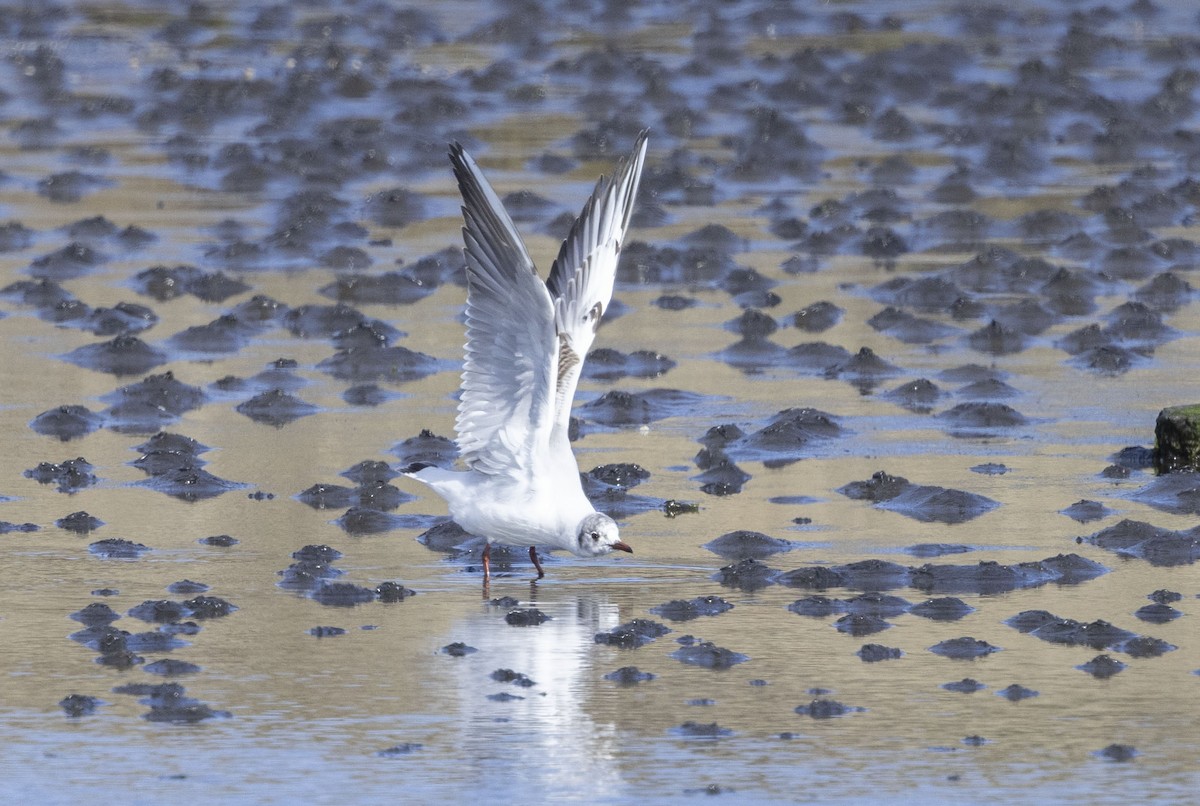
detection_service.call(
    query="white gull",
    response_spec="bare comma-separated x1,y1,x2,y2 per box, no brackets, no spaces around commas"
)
403,133,648,581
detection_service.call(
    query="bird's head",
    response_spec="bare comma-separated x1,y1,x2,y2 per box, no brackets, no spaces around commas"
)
574,512,632,557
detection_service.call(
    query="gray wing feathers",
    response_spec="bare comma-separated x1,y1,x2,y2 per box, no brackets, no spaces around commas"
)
546,131,649,302
449,143,556,476
446,134,648,473
548,132,649,436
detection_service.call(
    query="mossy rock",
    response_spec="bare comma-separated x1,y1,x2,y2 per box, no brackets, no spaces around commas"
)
1153,405,1200,474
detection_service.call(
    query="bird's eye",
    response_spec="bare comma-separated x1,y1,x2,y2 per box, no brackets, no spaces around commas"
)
590,531,600,541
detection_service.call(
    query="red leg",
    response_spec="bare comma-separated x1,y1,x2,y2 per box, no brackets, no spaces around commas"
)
482,542,491,582
529,546,545,580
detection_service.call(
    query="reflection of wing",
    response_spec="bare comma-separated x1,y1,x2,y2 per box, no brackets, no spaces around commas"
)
546,132,649,443
449,143,556,477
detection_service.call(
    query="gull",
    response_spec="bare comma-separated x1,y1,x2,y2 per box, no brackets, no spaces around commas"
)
404,132,648,582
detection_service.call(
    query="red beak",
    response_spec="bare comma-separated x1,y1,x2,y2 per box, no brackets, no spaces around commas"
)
612,541,633,554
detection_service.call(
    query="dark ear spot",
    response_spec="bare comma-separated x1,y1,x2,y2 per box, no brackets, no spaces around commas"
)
589,301,603,332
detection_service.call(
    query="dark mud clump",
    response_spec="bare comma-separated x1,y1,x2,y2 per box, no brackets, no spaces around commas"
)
88,538,150,559
869,307,957,344
144,659,202,676
64,335,167,376
491,668,536,687
582,463,664,519
393,429,459,468
956,378,1020,401
670,721,733,738
794,699,862,719
777,559,910,591
377,743,424,757
1122,636,1176,659
1078,654,1126,679
344,384,389,407
719,407,844,466
910,597,974,621
910,554,1107,594
712,558,778,591
282,304,368,339
138,463,244,502
943,678,987,693
320,271,434,306
30,405,104,441
594,619,670,648
317,344,442,384
57,511,103,533
506,608,551,627
884,378,943,411
128,595,235,622
1097,745,1137,763
791,301,843,332
127,599,187,623
650,596,734,622
184,595,237,619
834,614,891,637
25,457,98,492
60,694,101,717
1127,472,1200,518
788,341,852,373
335,507,413,535
1003,611,1171,652
938,402,1028,434
416,520,472,553
71,602,121,626
583,348,675,380
837,470,998,524
341,460,398,485
1080,518,1200,566
670,641,748,669
858,644,902,662
691,445,751,496
134,265,250,302
788,592,910,620
310,582,375,607
710,405,835,462
236,389,318,427
375,582,416,603
1059,500,1114,523
441,642,477,657
997,684,1039,702
296,483,357,510
103,371,208,431
577,388,709,427
929,637,1000,659
604,666,656,684
130,684,230,723
587,463,651,489
702,530,799,560
1134,603,1180,624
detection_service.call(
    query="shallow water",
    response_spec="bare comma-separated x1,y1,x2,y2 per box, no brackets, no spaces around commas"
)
2,2,1200,803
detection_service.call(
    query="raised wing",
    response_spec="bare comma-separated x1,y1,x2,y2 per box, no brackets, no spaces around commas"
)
448,143,557,477
547,131,648,440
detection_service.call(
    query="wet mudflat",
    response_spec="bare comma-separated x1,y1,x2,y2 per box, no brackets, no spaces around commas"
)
2,1,1200,803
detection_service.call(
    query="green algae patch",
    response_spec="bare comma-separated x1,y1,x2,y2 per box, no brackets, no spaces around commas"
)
1154,405,1200,474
